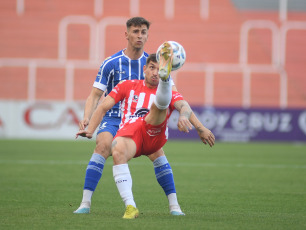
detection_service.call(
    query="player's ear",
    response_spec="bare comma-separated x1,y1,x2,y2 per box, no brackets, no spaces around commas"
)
143,33,149,43
143,65,147,72
125,31,128,40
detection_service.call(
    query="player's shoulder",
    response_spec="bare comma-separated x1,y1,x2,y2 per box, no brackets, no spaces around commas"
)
172,91,184,100
118,79,142,89
143,51,149,58
101,50,125,66
140,51,149,61
116,79,132,86
119,79,140,85
111,50,125,58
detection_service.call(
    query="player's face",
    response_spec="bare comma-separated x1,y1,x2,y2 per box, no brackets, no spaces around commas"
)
144,61,159,87
125,25,149,50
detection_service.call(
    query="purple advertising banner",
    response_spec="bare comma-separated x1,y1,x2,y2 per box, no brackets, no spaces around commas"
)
168,107,306,142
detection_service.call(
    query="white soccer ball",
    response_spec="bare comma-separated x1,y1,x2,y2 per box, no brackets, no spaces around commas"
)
156,41,186,71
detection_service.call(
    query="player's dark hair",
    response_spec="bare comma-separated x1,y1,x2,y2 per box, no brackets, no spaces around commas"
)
146,54,157,65
126,17,151,29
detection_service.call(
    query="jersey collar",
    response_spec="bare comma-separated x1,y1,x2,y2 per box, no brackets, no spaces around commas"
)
122,49,145,61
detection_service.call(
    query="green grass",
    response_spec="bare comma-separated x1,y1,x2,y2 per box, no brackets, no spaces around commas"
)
0,139,306,230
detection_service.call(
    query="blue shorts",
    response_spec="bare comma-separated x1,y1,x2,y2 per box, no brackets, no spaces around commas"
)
97,116,121,137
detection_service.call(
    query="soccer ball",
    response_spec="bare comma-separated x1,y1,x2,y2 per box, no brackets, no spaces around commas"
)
156,41,186,71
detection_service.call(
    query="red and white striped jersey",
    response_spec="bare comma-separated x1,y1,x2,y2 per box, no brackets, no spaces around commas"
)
108,80,184,127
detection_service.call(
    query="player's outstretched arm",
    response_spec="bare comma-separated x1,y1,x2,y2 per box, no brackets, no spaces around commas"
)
76,95,115,139
80,88,104,130
189,112,215,147
174,100,193,133
174,100,215,147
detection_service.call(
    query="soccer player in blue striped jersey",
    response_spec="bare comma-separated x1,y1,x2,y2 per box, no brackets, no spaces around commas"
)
74,17,184,215
93,49,149,118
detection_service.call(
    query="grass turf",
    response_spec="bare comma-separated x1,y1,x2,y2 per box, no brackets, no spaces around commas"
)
0,139,305,229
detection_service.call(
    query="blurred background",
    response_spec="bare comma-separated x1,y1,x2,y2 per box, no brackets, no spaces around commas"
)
0,0,306,141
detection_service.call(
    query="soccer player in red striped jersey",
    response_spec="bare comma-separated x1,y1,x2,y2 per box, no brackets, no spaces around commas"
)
77,43,215,219
74,17,184,216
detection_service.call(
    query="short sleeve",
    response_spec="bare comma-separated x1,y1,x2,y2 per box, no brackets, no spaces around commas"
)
108,80,129,103
93,57,114,91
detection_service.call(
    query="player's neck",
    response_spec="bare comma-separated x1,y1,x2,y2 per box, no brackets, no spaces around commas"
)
124,47,143,60
144,80,157,89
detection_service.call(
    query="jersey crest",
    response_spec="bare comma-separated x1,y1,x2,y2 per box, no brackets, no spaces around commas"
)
116,70,126,74
132,95,139,103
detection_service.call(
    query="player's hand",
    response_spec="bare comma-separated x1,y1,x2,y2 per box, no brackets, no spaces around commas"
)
197,127,215,147
177,116,193,133
79,118,90,130
76,130,93,139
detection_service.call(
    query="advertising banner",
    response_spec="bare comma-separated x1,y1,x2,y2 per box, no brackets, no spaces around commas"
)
0,101,305,141
0,101,84,139
169,107,306,142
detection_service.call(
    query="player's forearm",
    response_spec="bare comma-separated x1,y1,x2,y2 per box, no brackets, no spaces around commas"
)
175,101,215,146
189,111,215,147
179,105,192,120
83,95,100,121
83,88,104,121
173,100,193,132
175,100,192,118
175,100,206,131
86,105,106,134
189,112,207,133
86,96,115,134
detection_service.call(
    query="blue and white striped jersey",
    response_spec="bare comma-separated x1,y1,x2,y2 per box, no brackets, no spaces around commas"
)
93,49,149,118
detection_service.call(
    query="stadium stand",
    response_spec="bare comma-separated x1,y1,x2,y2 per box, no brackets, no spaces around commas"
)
0,0,306,108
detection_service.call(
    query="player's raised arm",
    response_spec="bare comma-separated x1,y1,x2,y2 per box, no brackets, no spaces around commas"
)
189,111,215,147
76,95,116,139
174,100,215,147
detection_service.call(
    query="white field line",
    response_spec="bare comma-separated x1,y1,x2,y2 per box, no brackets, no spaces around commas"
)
0,160,305,169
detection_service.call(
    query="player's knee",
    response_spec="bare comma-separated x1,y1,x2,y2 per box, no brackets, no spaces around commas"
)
112,149,126,165
147,148,165,161
94,140,112,158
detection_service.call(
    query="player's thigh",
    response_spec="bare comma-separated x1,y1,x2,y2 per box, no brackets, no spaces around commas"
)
112,137,137,165
147,148,165,162
94,116,120,157
145,103,167,126
94,132,114,158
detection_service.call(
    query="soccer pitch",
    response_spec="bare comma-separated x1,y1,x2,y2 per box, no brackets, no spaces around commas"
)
0,140,305,230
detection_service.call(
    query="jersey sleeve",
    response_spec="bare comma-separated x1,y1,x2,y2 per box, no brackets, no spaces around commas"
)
169,91,184,110
108,80,129,104
93,57,113,92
